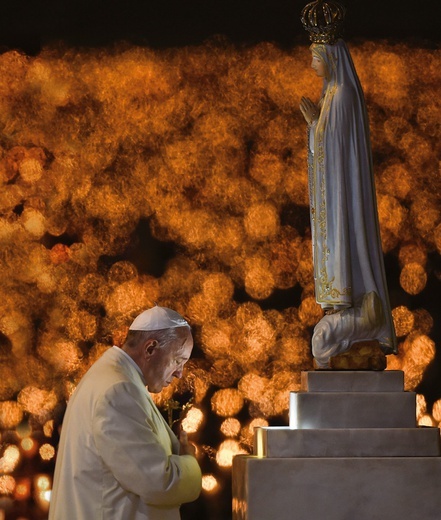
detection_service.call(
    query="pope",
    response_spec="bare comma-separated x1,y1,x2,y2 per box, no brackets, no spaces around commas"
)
49,306,202,520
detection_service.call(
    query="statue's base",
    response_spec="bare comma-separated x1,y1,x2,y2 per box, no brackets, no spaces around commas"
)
321,339,387,370
232,371,441,520
233,456,441,520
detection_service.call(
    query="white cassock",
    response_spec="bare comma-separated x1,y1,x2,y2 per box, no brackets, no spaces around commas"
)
49,346,202,520
307,40,397,365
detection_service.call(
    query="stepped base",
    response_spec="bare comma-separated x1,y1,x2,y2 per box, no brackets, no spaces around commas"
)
290,391,416,428
233,455,441,520
300,370,404,392
254,426,441,457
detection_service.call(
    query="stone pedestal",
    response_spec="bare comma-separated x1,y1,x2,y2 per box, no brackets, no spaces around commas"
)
232,371,441,520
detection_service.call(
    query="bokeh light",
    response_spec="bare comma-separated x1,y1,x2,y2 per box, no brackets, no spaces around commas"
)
14,478,31,501
0,401,23,429
220,418,242,438
211,389,244,417
0,39,439,519
391,306,414,337
202,474,219,493
416,394,427,421
34,475,51,511
0,476,16,495
181,407,204,433
432,400,441,424
39,444,55,462
216,440,247,468
399,263,427,295
0,445,20,473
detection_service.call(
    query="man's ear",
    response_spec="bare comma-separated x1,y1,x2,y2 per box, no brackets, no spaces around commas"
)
144,339,158,356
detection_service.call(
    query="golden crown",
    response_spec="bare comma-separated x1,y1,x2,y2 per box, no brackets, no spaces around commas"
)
301,0,346,44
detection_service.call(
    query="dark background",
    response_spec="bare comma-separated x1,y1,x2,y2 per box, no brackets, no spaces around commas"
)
0,0,440,54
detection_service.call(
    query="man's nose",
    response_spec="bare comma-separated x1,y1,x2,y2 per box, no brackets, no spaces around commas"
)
173,367,183,379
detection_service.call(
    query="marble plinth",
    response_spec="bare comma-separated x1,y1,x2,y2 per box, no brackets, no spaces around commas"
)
233,456,441,520
300,370,404,392
233,371,441,520
289,391,416,429
254,426,441,458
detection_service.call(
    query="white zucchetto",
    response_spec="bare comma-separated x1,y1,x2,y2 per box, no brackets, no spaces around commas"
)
129,306,190,331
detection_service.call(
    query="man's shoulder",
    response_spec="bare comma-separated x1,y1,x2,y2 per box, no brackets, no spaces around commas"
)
75,348,143,397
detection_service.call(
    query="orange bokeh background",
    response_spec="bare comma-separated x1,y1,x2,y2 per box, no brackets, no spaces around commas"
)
0,40,440,519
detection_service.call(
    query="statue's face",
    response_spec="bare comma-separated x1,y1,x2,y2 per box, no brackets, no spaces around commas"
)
311,54,328,78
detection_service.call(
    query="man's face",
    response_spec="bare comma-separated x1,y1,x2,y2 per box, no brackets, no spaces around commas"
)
144,330,193,393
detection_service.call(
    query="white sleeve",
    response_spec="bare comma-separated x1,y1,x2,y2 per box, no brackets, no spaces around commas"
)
92,381,202,507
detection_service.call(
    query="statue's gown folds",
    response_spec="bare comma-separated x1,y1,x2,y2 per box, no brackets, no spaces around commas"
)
308,40,396,356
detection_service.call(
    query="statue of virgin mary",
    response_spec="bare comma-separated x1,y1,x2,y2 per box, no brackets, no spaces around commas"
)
299,0,397,367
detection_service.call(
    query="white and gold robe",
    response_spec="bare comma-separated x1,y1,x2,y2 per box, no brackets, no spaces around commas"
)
307,40,397,361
